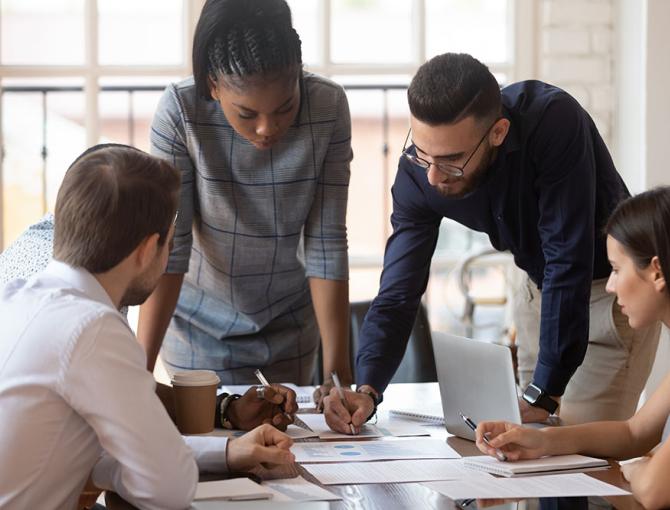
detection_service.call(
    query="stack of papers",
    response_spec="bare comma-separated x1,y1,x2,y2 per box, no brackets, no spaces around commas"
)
423,473,630,499
463,454,609,477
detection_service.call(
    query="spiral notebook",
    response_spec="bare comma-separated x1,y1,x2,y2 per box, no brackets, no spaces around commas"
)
463,454,609,477
219,384,315,404
389,408,445,425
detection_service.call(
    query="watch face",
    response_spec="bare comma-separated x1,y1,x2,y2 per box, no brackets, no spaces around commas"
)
524,384,542,403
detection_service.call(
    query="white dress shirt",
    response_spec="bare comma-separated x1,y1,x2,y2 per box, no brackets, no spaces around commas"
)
0,260,228,510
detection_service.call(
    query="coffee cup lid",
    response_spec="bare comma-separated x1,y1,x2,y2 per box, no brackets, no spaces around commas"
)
171,370,220,387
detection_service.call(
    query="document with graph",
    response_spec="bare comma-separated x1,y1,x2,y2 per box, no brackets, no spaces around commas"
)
292,438,461,463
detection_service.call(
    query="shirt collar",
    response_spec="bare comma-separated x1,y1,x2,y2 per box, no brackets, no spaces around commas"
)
43,259,117,310
500,106,520,154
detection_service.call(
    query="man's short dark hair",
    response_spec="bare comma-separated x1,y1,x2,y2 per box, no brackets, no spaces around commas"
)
408,53,502,126
53,145,180,274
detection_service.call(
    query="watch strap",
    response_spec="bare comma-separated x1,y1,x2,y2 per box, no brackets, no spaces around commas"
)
219,393,242,429
524,386,559,415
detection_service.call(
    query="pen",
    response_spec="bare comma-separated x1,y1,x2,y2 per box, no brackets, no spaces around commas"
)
331,371,357,435
459,411,508,462
254,369,309,429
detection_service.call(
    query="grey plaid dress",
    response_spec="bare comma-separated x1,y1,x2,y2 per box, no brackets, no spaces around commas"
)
150,72,352,385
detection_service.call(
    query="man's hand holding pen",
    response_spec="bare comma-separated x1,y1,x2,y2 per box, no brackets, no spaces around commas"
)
226,384,298,431
323,386,376,435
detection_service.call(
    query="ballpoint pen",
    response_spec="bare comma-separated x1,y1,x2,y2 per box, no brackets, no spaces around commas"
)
253,368,309,429
331,371,357,435
459,411,508,462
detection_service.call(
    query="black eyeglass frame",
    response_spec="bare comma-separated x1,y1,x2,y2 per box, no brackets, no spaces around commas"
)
401,117,502,178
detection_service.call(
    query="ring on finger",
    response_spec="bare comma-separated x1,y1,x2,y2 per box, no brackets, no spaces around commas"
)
256,385,266,400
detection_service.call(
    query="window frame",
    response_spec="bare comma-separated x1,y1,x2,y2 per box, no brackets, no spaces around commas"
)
0,0,536,249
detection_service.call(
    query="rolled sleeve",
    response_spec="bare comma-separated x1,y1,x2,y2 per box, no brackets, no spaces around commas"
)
150,84,195,274
304,87,352,281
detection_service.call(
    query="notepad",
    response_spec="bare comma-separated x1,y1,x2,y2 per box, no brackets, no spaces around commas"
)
194,478,274,501
388,408,445,424
463,454,609,477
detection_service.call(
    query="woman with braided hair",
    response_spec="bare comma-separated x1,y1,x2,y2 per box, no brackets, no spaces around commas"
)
140,0,353,411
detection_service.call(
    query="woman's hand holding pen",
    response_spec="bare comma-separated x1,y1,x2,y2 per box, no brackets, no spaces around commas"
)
475,421,547,461
227,385,298,431
323,388,374,435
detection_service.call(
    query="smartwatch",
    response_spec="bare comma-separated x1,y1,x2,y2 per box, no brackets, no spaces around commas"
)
522,383,559,415
356,387,383,422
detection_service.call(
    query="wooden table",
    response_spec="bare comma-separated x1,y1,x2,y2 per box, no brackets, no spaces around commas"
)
106,383,644,510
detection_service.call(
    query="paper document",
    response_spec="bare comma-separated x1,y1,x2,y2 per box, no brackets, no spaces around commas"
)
262,476,341,501
219,384,316,405
194,478,273,501
192,502,329,510
463,454,609,477
292,438,461,463
304,459,493,485
204,425,318,440
423,473,630,499
296,413,382,439
295,413,430,439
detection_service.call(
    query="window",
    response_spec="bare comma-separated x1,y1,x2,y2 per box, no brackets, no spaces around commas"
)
1,0,527,335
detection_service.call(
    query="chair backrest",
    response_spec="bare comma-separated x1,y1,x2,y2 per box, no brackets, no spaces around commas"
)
349,300,437,384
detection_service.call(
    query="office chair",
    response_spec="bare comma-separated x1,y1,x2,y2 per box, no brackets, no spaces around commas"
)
349,300,437,384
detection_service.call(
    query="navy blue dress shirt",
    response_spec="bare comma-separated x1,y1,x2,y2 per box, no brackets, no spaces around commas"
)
356,80,629,396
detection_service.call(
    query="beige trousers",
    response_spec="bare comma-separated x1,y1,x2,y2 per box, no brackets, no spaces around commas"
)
514,275,661,424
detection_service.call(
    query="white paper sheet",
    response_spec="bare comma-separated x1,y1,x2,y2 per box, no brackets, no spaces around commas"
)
194,478,273,501
304,459,493,485
295,413,430,440
422,473,631,499
191,501,329,510
296,413,382,439
261,476,341,501
292,438,461,463
204,424,318,440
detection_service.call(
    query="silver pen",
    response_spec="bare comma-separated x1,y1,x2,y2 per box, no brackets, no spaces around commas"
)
460,411,508,462
253,369,309,429
331,371,357,435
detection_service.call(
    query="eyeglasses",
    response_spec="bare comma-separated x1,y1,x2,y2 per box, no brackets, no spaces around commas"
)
401,118,501,178
173,210,180,226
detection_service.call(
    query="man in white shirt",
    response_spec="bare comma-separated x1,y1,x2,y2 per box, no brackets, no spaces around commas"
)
0,144,295,510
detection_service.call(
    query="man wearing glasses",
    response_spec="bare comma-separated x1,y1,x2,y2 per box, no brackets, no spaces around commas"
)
323,52,661,433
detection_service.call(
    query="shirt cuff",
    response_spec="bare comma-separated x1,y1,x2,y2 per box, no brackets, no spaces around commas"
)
532,359,572,396
355,363,391,395
182,435,229,474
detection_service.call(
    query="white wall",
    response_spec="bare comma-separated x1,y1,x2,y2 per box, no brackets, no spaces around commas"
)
537,0,615,148
613,0,670,398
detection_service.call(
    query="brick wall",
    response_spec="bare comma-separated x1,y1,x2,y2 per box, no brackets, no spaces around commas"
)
538,0,615,147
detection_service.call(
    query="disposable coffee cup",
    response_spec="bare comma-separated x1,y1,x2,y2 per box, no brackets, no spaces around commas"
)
171,370,220,434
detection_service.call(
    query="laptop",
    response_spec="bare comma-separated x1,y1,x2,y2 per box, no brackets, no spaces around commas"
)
431,331,521,441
